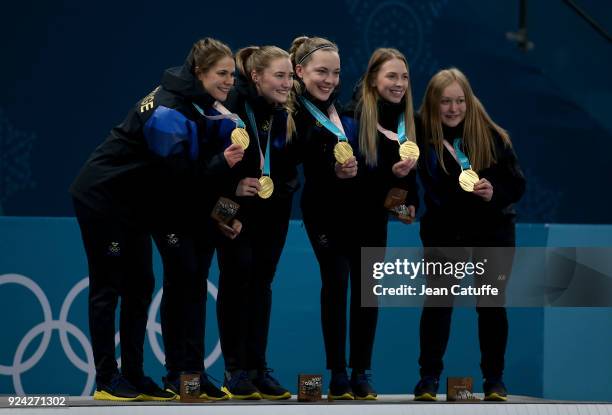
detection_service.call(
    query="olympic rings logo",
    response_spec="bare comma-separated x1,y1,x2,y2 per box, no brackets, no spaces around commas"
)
0,273,221,395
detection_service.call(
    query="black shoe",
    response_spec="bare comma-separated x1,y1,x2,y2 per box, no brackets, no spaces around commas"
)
94,374,143,401
328,370,354,401
250,368,291,400
163,372,229,401
484,378,508,401
200,373,229,401
414,376,439,401
222,370,262,400
128,375,176,401
350,370,377,400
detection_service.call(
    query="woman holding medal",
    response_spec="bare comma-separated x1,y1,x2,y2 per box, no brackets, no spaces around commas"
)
70,38,243,402
287,36,376,401
412,68,525,401
213,45,296,400
349,47,420,237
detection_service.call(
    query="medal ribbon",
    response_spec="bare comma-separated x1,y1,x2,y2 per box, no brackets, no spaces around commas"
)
192,101,246,129
377,113,408,144
452,138,472,170
299,97,347,142
244,102,271,175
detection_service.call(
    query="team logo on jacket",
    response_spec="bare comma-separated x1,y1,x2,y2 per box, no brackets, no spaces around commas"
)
262,120,271,132
107,242,121,256
165,233,180,247
140,86,160,113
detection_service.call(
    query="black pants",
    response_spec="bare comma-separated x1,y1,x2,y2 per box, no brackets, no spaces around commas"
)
303,214,383,371
152,229,215,374
417,228,515,380
216,196,292,371
74,199,154,384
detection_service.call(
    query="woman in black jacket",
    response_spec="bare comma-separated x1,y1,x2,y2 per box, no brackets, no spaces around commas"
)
214,45,296,400
412,68,526,402
287,35,374,400
70,38,243,402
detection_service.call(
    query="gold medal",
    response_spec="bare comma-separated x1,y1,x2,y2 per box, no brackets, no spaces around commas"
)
459,169,480,192
258,176,274,199
334,141,353,164
399,141,420,161
231,128,250,150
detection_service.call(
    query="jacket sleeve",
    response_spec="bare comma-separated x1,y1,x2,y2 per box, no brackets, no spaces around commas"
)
480,134,526,210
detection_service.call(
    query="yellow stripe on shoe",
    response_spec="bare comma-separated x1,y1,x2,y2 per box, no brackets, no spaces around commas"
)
485,392,508,401
355,393,377,400
93,390,144,401
414,392,437,401
260,391,291,400
328,392,354,401
221,386,262,400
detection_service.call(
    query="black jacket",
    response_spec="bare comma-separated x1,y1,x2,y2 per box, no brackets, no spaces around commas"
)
288,89,359,232
220,74,298,223
416,117,526,245
344,98,419,222
70,53,231,230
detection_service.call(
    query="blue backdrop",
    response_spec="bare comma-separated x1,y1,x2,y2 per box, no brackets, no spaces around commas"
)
1,218,611,401
1,0,611,222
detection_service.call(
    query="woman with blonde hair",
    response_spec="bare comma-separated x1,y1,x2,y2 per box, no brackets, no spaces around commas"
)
215,45,296,400
70,37,243,402
352,47,419,227
413,68,525,401
286,35,374,400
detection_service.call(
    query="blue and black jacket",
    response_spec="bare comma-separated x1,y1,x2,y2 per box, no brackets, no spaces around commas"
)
70,53,234,230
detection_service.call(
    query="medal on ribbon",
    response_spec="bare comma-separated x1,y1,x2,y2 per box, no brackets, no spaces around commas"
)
193,102,250,150
378,113,419,161
245,102,274,199
453,138,480,192
300,97,353,164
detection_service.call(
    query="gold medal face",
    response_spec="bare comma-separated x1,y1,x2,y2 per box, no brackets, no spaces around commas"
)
459,169,480,192
258,176,274,199
334,141,353,164
231,128,250,150
399,141,420,161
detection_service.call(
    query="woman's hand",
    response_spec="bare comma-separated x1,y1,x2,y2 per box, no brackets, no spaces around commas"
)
391,158,416,178
397,205,416,224
335,156,358,179
235,177,261,197
473,178,493,202
224,143,245,168
218,219,242,240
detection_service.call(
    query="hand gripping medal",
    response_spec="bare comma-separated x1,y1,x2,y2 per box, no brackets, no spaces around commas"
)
231,127,250,150
334,141,354,164
458,169,480,192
